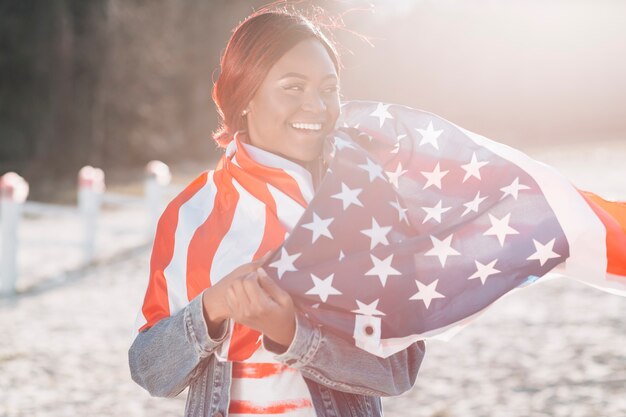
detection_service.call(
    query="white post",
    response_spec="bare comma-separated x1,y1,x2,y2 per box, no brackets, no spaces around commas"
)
78,166,105,263
0,172,29,296
144,160,171,237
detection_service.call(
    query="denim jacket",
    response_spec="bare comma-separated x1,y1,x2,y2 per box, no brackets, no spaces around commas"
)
129,290,426,417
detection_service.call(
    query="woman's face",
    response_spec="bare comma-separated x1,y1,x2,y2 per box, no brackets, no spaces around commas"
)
245,38,340,162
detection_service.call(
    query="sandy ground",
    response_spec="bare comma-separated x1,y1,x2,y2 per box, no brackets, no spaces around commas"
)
0,139,625,417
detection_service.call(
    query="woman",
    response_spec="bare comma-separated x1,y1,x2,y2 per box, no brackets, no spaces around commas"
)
129,8,426,417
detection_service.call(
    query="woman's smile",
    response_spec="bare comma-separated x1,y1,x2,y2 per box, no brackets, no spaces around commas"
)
245,38,341,162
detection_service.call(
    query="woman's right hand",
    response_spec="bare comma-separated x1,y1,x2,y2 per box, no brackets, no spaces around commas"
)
201,252,273,335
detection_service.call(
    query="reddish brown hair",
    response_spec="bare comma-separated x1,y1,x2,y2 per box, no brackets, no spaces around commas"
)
211,7,340,147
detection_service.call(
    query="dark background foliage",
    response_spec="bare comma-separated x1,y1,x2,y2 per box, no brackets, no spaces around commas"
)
1,0,624,200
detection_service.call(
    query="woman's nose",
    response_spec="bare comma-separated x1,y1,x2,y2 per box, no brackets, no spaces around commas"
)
301,91,327,113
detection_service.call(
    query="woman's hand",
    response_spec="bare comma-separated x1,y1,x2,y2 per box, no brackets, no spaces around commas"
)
201,252,271,335
225,268,296,348
201,252,296,347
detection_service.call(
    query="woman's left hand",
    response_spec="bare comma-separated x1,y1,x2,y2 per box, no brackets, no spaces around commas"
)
224,267,296,348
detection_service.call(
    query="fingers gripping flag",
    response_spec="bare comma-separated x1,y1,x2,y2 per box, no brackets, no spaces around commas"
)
264,101,626,358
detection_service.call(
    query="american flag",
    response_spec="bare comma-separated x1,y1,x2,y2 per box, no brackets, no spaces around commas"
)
136,100,625,360
264,101,626,358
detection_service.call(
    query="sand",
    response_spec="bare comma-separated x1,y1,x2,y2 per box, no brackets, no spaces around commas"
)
1,139,624,417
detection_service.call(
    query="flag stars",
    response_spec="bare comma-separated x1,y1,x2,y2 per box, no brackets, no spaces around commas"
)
369,103,394,128
391,134,407,154
416,121,444,150
352,299,386,316
410,279,446,308
421,163,449,190
500,177,531,200
461,152,489,182
484,213,519,246
468,259,501,285
425,234,461,267
361,218,392,249
333,135,356,151
462,191,488,217
366,254,401,287
269,248,301,279
390,198,409,223
302,213,334,243
385,162,407,188
331,182,363,210
421,200,452,224
527,238,561,266
358,158,385,183
306,274,342,303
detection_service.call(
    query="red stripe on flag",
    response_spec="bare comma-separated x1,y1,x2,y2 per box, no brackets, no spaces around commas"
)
227,161,287,260
228,399,313,414
185,167,235,300
140,172,209,332
233,138,308,208
231,362,295,379
580,190,626,276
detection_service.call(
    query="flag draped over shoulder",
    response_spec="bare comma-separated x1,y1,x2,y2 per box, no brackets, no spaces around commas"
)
135,136,314,361
264,100,626,358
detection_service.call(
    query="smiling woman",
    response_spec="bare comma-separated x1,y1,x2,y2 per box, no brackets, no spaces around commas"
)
245,38,340,162
129,5,425,417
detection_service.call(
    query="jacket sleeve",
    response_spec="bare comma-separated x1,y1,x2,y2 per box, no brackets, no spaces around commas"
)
263,311,426,397
128,291,229,397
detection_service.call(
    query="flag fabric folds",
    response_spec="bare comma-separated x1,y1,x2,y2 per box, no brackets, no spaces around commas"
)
263,101,626,358
136,100,626,361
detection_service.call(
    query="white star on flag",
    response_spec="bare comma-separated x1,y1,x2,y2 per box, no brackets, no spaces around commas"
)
425,234,461,267
391,134,407,154
385,162,407,188
333,135,356,151
410,279,446,308
467,259,501,285
358,158,385,183
484,213,519,246
461,152,489,182
351,299,386,316
369,103,394,128
269,248,301,279
527,238,560,266
338,250,345,261
500,177,531,200
416,121,443,150
366,254,401,286
302,213,334,243
390,198,409,223
421,200,452,224
421,162,449,190
331,182,363,210
462,191,488,216
306,274,342,303
361,218,392,249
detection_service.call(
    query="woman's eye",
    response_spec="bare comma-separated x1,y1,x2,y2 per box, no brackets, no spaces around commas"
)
323,85,339,94
284,85,304,92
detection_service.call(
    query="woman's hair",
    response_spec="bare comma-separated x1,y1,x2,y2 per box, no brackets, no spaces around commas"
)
211,7,340,147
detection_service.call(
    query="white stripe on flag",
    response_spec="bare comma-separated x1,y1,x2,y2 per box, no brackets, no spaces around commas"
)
163,172,217,315
267,183,307,234
210,179,268,283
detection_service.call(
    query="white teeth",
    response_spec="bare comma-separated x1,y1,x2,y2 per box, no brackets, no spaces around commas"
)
291,122,322,131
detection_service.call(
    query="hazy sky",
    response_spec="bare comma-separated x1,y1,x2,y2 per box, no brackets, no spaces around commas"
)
333,0,626,144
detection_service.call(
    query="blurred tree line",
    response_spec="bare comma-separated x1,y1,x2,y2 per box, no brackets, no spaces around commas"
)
0,0,269,199
2,0,625,199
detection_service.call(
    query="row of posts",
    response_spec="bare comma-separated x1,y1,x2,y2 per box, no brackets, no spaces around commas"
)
0,161,172,296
